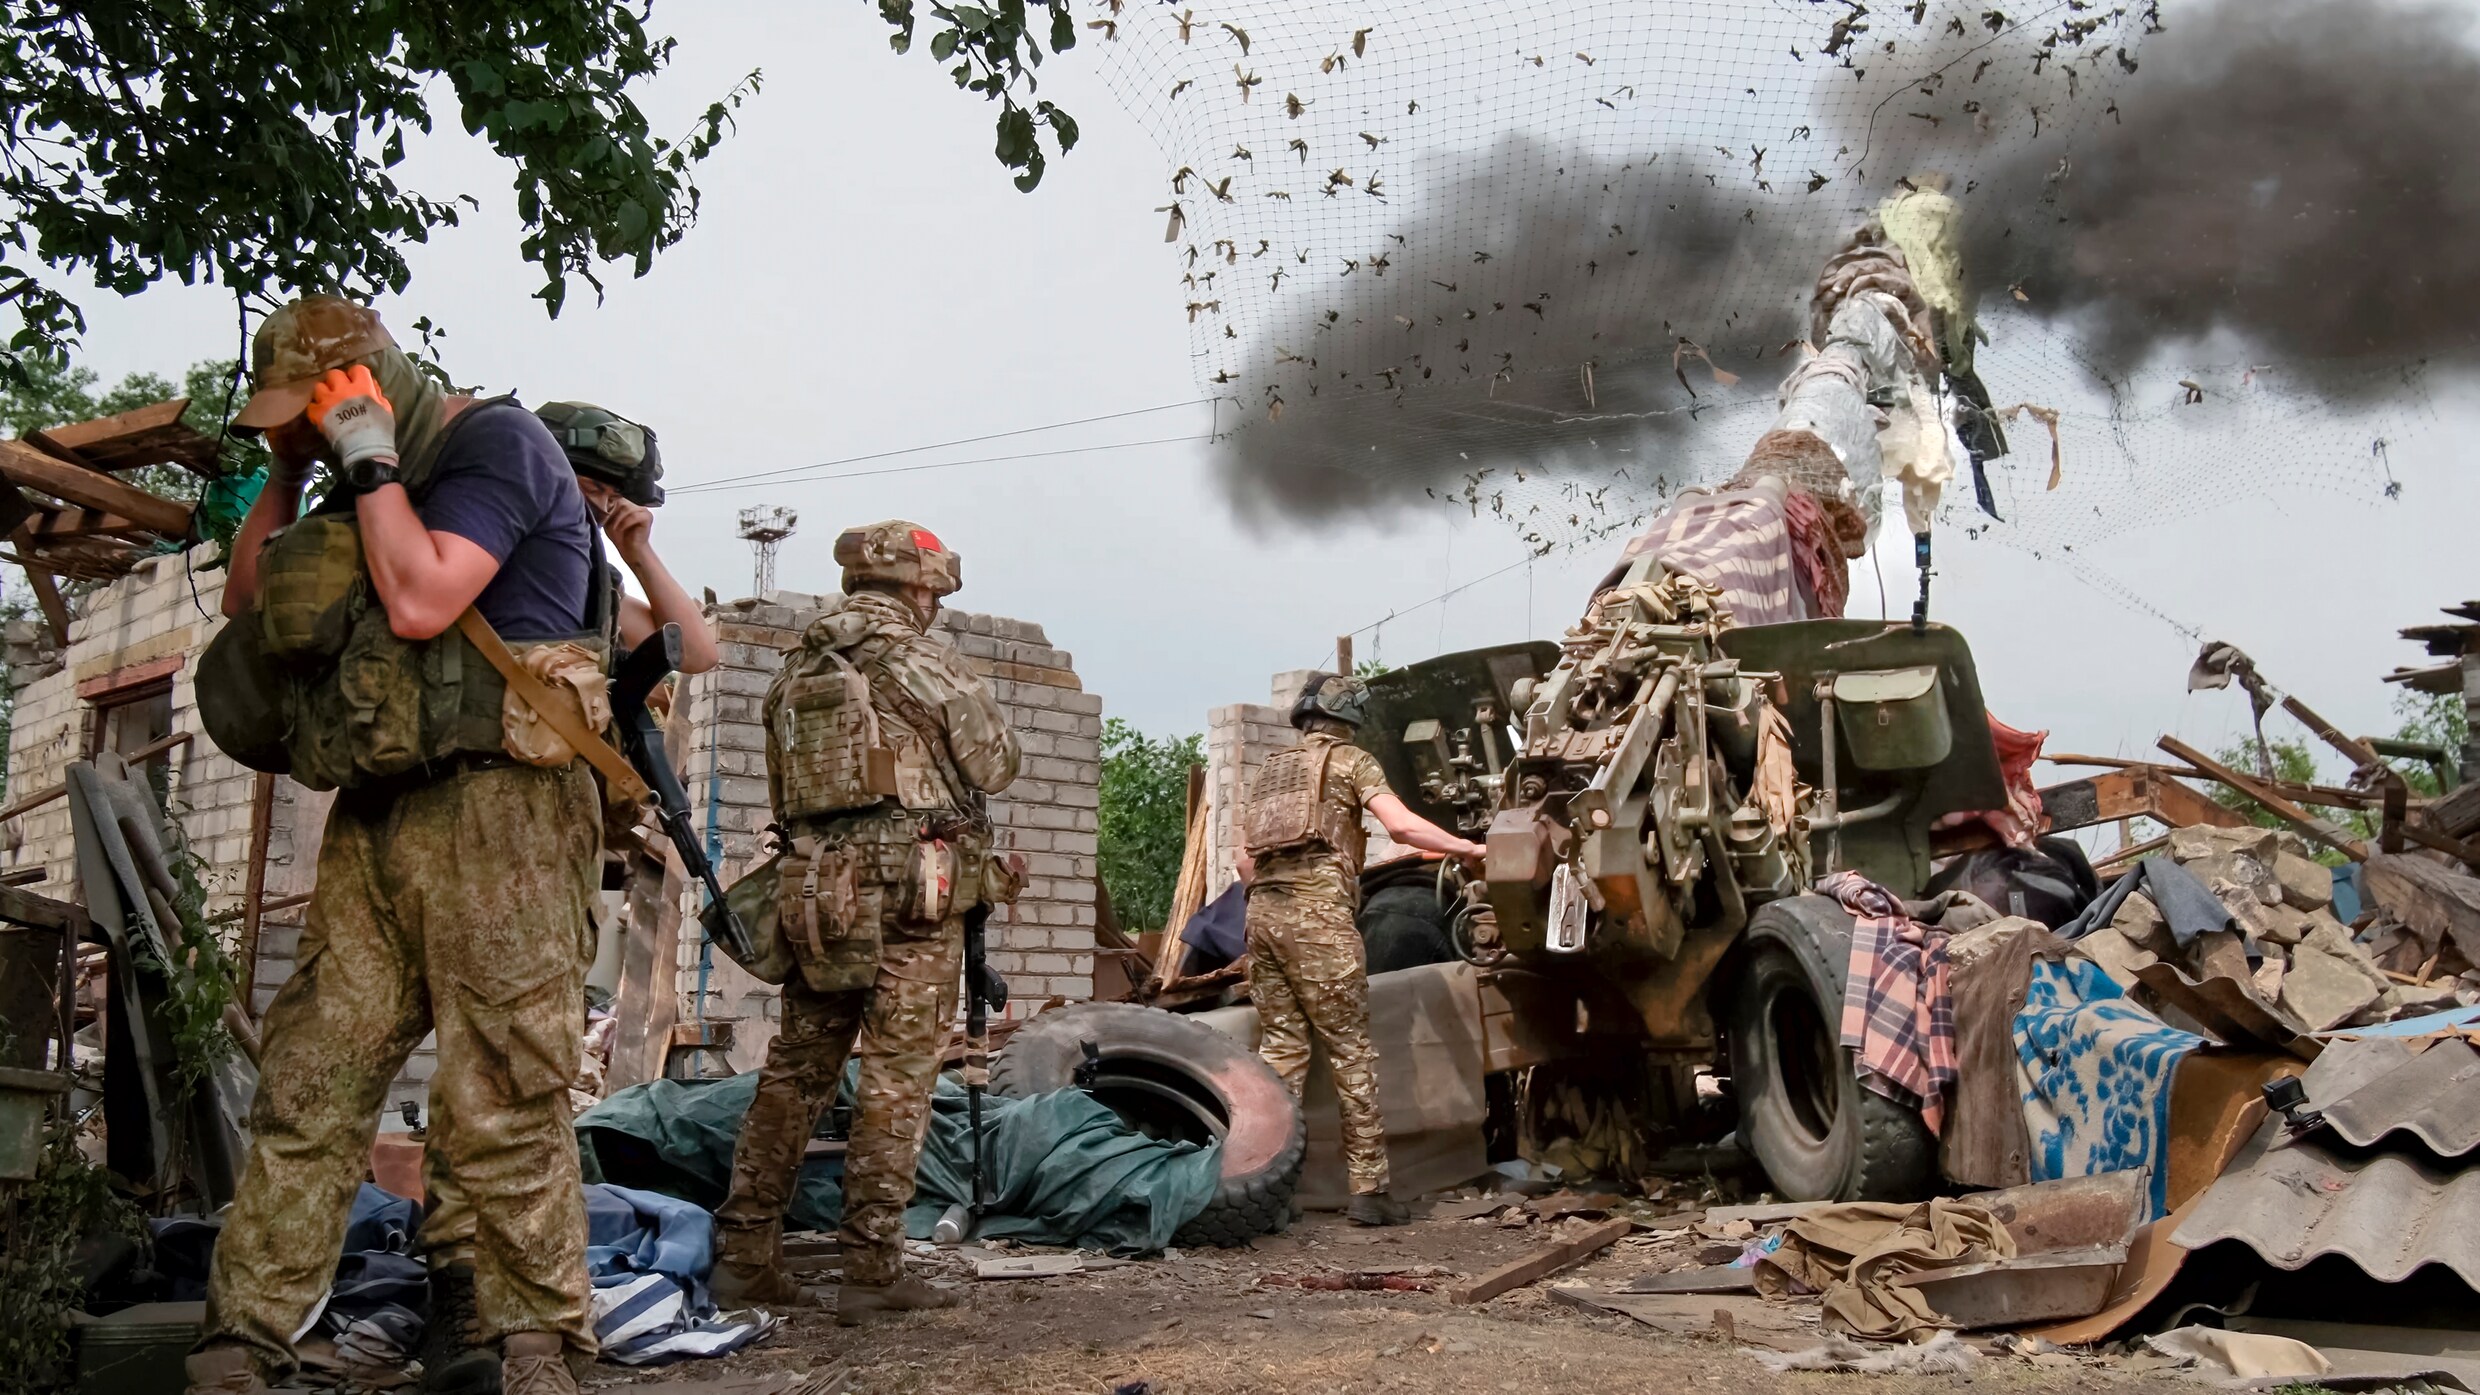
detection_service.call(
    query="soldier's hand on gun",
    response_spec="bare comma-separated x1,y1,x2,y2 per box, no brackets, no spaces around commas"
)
306,365,398,469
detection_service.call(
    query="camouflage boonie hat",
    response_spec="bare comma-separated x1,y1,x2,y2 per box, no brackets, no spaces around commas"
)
835,520,961,597
1291,672,1369,729
234,296,396,431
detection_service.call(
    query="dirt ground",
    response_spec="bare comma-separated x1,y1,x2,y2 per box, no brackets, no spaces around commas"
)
587,1209,2189,1395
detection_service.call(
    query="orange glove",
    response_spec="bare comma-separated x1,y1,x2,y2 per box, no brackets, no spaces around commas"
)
306,365,397,469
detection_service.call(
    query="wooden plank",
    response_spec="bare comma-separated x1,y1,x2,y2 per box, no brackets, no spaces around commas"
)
25,399,188,457
1450,1217,1631,1303
0,882,81,933
2160,735,2371,860
2426,780,2480,841
2040,766,2248,835
20,563,70,648
26,507,142,541
0,439,193,537
0,729,190,825
1623,1266,1759,1295
234,772,277,1018
605,842,684,1091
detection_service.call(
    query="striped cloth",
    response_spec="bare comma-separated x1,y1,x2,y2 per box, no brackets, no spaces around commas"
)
1821,871,1958,1134
1612,485,1804,626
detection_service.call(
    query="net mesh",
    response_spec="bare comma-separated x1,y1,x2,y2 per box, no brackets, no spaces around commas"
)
1085,0,2422,558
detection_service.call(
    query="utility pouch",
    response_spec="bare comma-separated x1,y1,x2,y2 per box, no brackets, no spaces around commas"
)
771,652,901,820
900,838,959,925
708,853,795,986
781,837,877,993
501,641,613,768
257,513,366,662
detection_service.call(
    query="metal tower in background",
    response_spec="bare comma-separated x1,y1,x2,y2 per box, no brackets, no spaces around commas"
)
737,506,797,598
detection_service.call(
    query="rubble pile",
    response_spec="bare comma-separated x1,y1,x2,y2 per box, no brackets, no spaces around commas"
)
2074,826,2462,1034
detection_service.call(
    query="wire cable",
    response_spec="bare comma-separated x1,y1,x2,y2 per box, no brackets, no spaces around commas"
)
670,399,1217,494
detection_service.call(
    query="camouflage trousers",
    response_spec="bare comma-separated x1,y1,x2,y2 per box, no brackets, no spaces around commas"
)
713,902,961,1287
202,764,602,1378
1245,886,1390,1195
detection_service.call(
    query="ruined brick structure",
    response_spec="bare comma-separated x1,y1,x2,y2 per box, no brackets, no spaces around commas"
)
3,559,1101,1106
598,591,1102,1072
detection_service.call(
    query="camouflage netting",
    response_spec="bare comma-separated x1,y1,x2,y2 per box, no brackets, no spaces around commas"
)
1085,0,2455,561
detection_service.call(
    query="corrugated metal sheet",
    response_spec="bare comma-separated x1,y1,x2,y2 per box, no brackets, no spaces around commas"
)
2322,1038,2480,1159
2172,1118,2480,1286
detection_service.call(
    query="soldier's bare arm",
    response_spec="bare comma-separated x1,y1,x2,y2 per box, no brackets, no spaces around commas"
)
584,485,720,673
1367,791,1487,863
355,485,505,640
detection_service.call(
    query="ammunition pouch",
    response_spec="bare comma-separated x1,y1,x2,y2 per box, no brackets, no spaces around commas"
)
256,512,367,663
707,851,797,986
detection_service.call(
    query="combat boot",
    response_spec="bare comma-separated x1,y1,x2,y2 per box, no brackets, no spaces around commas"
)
499,1333,576,1395
835,1276,961,1326
416,1263,500,1395
1345,1192,1411,1227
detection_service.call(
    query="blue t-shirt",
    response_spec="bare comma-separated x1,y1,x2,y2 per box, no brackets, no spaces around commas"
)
416,402,594,641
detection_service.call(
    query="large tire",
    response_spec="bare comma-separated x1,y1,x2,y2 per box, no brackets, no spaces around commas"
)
1357,882,1457,974
991,1002,1306,1248
1724,897,1935,1202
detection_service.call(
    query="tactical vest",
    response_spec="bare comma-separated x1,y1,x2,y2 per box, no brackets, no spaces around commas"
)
1243,735,1369,874
765,627,969,825
196,398,617,793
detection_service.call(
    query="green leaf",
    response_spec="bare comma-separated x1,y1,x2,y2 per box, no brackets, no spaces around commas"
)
929,29,958,60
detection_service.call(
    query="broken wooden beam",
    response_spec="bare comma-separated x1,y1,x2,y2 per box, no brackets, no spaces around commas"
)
2158,735,2371,861
1450,1217,1632,1303
0,439,193,537
2040,764,2248,836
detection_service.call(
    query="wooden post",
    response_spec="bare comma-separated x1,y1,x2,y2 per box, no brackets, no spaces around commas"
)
20,564,70,648
234,772,277,1016
1336,634,1354,674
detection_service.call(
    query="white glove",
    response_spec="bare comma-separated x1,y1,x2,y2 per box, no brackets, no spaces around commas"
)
307,365,399,468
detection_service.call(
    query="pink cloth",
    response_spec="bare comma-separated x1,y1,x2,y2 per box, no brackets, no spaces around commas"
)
1821,871,1957,1135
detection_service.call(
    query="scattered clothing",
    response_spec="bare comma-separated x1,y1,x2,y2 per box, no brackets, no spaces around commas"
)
588,1272,779,1366
1939,916,2068,1188
1823,872,1958,1133
586,1183,719,1313
2015,957,2202,1218
1753,1199,2015,1342
2060,856,2234,948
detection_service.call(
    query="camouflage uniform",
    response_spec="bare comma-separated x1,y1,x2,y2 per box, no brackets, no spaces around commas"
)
202,764,601,1372
714,583,1019,1289
1243,734,1393,1196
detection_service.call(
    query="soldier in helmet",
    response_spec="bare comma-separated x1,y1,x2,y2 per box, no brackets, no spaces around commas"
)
709,521,1020,1322
190,299,609,1394
1234,673,1487,1226
403,401,721,1395
535,401,719,673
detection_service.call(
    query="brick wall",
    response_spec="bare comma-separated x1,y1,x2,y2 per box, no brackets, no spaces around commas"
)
3,552,346,1078
673,593,1103,1072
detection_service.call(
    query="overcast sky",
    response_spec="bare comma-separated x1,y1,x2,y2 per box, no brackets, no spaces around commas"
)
54,1,2472,778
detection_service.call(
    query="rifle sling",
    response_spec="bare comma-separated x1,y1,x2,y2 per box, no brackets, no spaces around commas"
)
455,607,651,805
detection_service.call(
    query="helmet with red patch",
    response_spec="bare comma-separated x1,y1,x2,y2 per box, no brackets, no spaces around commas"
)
834,519,962,597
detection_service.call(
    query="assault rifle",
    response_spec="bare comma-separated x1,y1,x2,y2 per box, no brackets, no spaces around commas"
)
962,890,1011,1224
610,623,754,964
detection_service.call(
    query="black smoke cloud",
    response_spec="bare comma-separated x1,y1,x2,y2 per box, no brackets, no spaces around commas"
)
1963,0,2480,396
1220,0,2480,523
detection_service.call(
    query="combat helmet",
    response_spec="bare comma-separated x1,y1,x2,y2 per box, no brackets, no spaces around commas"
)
835,520,961,597
1290,672,1369,730
536,401,665,506
233,296,396,431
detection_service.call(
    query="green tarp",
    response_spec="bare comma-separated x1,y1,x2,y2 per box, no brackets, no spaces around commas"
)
575,1066,1221,1254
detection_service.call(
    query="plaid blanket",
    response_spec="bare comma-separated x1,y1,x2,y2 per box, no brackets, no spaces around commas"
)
1611,486,1802,625
1822,872,1958,1134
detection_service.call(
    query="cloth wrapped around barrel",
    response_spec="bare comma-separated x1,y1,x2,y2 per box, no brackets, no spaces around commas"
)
576,1061,1223,1254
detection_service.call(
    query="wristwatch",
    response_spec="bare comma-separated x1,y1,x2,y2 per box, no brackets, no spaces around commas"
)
342,456,402,494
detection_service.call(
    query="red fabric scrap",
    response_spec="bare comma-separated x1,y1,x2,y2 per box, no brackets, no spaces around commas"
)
1781,486,1850,619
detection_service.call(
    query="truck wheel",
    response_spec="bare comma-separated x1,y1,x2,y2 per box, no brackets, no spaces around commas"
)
1726,911,1934,1202
992,1002,1305,1248
1358,882,1457,974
